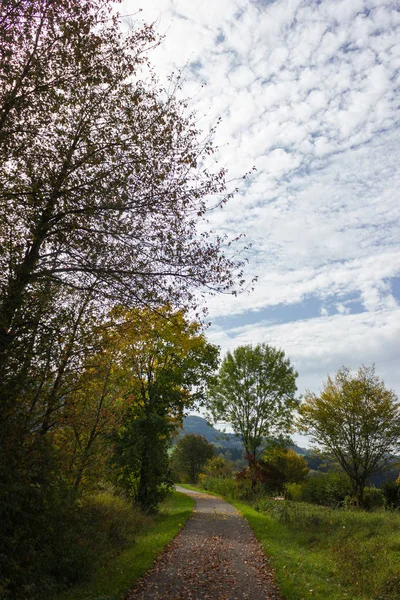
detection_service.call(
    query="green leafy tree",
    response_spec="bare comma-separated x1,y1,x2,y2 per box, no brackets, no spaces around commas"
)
110,307,219,509
0,0,247,411
0,0,246,592
53,342,125,493
202,455,234,479
208,344,299,466
171,434,216,483
297,365,400,506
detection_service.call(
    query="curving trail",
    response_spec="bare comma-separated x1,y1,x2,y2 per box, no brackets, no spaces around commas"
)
127,486,284,600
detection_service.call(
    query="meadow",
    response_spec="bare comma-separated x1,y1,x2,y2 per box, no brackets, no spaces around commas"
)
182,479,400,600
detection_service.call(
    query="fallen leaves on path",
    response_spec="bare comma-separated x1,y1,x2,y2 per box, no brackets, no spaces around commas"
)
126,490,284,600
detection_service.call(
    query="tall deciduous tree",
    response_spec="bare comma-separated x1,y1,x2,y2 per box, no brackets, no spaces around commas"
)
171,434,216,483
207,344,299,465
0,0,246,405
110,307,219,510
297,365,400,506
0,2,246,590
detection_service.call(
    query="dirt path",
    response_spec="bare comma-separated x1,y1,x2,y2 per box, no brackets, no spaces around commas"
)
127,487,284,600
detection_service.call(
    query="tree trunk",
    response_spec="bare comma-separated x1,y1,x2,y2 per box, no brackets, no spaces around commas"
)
245,449,257,491
0,206,53,372
355,480,366,507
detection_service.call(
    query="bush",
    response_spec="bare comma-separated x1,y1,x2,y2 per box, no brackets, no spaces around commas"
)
301,471,352,506
236,460,286,496
201,475,239,499
202,455,234,479
254,497,294,523
362,486,386,510
0,485,151,600
202,458,287,501
284,482,304,501
262,446,309,484
40,490,151,593
382,480,400,508
235,470,257,500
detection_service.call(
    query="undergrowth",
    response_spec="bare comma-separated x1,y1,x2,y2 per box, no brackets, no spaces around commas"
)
51,491,194,600
0,486,150,600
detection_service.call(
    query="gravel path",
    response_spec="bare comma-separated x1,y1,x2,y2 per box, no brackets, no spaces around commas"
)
127,487,284,600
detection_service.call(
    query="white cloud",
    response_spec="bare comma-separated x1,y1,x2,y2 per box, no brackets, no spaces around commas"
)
336,303,350,315
122,0,400,417
208,307,400,397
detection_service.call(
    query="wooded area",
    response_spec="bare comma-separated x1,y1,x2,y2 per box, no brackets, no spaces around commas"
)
0,1,244,596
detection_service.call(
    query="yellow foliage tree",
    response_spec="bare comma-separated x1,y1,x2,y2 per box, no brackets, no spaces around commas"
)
262,446,309,484
298,365,400,506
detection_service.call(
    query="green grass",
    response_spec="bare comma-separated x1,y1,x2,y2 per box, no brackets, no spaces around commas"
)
240,500,400,600
177,482,213,493
52,491,194,600
236,501,359,600
180,482,400,600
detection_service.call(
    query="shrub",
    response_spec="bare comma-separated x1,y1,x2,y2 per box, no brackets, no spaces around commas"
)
262,446,309,484
382,480,400,508
0,486,152,600
202,476,239,499
284,481,304,501
235,470,257,499
301,471,352,506
202,455,234,479
254,497,294,523
236,460,286,496
362,486,386,510
42,490,151,592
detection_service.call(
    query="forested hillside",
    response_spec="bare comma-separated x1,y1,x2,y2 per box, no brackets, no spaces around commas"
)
178,416,399,485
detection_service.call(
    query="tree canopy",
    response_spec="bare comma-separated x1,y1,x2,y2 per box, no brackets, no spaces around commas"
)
0,2,246,592
262,445,309,484
297,365,400,506
0,0,247,407
110,307,219,509
207,343,299,464
171,434,216,483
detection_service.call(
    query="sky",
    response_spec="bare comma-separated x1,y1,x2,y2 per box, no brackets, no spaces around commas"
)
122,0,400,444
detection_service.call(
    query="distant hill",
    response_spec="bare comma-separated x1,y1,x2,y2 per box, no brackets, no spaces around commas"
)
177,415,308,454
176,416,399,485
177,415,243,449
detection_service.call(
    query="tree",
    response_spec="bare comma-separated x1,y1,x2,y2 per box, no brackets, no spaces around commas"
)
171,434,216,483
53,341,125,492
202,455,234,479
110,307,219,509
0,0,247,407
0,2,247,588
297,365,400,506
207,344,299,466
0,0,246,537
262,445,309,484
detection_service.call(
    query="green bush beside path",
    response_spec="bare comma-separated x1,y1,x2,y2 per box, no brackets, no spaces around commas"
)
52,491,194,600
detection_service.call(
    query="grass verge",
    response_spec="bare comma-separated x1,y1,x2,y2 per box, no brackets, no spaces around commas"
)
179,483,400,600
52,491,194,600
